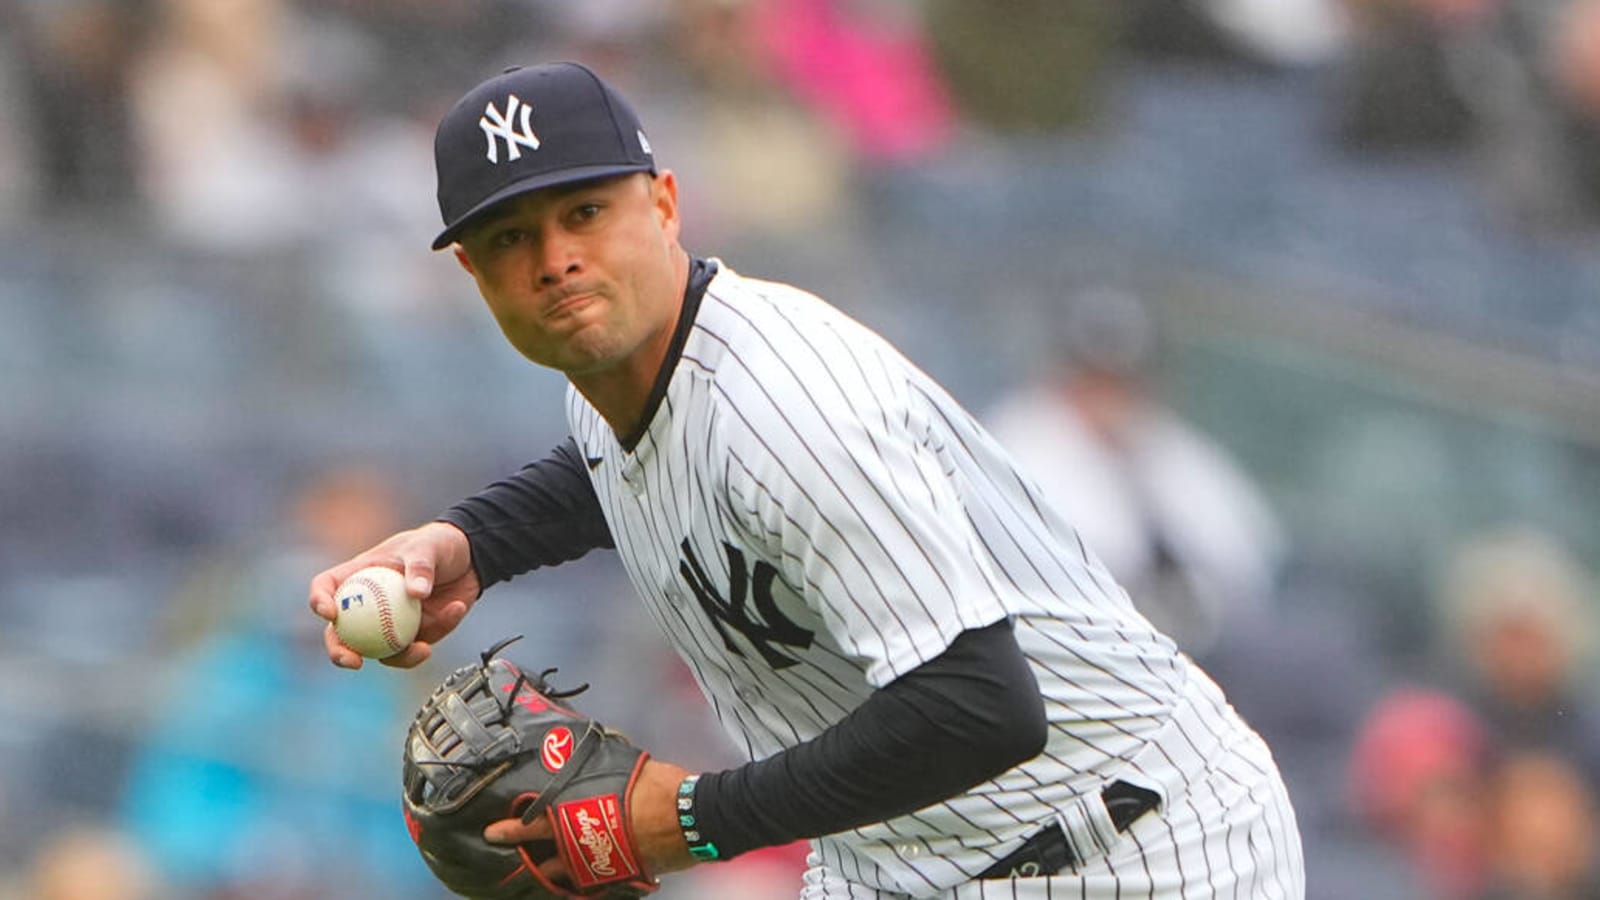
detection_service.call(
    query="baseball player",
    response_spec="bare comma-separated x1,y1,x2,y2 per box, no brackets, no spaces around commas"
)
308,62,1304,898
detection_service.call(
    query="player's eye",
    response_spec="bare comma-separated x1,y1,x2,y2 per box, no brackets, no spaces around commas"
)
569,203,603,225
491,227,527,248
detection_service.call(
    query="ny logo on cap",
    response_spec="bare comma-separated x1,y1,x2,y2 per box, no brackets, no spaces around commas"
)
479,94,540,163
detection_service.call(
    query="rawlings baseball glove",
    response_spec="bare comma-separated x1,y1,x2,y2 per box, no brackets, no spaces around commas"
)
401,636,658,899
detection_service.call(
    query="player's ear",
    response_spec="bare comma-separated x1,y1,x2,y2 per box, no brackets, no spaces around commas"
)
649,170,679,241
453,244,476,277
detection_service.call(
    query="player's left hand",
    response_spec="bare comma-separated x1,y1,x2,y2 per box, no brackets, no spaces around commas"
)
483,757,698,878
403,638,696,898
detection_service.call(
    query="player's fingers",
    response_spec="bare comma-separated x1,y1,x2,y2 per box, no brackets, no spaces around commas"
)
537,856,568,886
308,556,388,620
307,568,346,620
380,639,433,669
416,599,469,643
484,815,551,844
323,622,363,669
403,554,436,599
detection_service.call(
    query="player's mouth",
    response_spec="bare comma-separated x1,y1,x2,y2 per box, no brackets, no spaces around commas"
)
545,288,603,319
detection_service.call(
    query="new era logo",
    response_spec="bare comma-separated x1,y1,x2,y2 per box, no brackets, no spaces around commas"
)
480,94,540,163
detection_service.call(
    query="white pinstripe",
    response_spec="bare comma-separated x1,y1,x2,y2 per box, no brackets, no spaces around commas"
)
570,263,1303,897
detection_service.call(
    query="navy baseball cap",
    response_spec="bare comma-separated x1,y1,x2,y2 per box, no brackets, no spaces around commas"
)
431,62,657,250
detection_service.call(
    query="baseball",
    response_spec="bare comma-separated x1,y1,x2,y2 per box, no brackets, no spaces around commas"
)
333,566,421,659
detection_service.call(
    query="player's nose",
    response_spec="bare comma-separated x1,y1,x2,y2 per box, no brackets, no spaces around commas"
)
535,235,581,286
539,262,580,286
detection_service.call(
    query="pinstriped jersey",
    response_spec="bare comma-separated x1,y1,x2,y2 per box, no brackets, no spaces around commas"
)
568,261,1193,896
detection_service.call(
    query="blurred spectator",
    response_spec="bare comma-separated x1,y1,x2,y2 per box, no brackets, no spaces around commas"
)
1555,0,1600,118
1455,0,1600,229
127,0,303,250
118,464,439,899
985,286,1286,658
1350,687,1494,900
11,0,148,214
1477,750,1600,900
538,0,672,75
663,0,852,242
1327,0,1484,153
1432,524,1600,783
296,0,540,109
8,826,158,900
1545,0,1600,221
747,0,953,162
1124,0,1347,68
924,0,1129,134
0,10,37,218
127,0,445,256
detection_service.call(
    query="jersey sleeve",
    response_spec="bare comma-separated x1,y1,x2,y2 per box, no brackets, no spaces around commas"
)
716,322,1012,688
690,618,1046,859
438,437,615,590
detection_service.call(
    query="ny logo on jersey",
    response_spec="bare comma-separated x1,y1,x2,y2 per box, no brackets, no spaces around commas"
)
479,94,540,163
680,539,813,670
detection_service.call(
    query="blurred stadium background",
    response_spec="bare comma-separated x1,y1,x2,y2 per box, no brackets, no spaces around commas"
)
2,1,1599,898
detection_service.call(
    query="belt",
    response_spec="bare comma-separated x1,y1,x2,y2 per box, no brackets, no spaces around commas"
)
977,780,1161,879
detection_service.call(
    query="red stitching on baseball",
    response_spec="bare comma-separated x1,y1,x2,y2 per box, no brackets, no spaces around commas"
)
364,575,402,651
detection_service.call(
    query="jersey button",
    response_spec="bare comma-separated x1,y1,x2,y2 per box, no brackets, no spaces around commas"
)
897,843,921,859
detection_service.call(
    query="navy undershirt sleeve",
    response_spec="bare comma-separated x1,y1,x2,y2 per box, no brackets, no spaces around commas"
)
436,437,614,590
691,618,1048,859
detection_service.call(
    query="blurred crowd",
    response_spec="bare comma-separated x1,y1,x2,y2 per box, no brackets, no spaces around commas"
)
9,0,1600,243
2,1,1599,898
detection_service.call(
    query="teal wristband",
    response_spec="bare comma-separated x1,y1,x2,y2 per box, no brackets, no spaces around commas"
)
676,774,721,862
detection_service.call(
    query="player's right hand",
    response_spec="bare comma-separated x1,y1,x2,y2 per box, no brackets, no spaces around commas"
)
308,521,481,670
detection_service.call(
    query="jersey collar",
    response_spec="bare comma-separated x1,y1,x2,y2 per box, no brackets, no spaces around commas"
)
618,255,717,452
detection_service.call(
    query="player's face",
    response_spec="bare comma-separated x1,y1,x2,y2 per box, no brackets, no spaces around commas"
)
453,172,683,378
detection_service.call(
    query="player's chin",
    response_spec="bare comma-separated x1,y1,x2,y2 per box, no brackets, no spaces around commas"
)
532,333,629,376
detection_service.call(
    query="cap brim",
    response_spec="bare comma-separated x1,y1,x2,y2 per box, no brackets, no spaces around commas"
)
430,162,656,250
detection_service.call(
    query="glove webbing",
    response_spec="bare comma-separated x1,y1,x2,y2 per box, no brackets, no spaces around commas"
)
442,690,519,758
